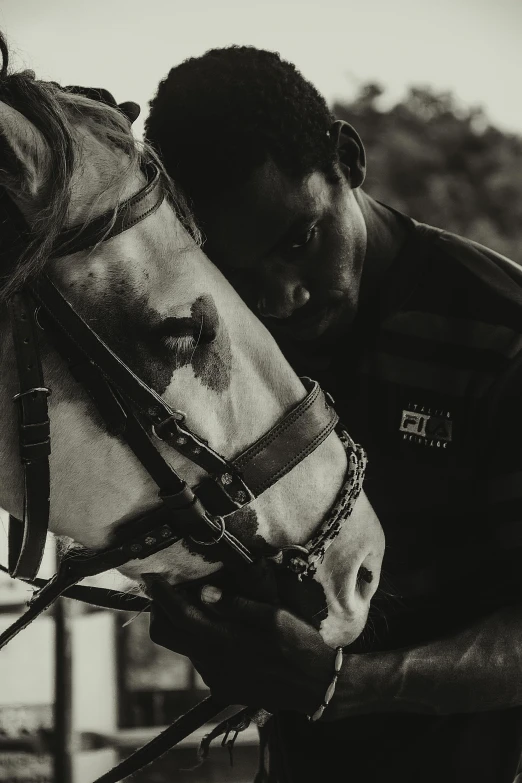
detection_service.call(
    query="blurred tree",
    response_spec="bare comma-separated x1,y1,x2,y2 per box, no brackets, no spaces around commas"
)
333,85,522,263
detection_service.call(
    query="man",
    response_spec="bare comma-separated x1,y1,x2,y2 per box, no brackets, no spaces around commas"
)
144,47,522,782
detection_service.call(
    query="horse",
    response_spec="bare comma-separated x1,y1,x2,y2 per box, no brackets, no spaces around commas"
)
0,33,384,661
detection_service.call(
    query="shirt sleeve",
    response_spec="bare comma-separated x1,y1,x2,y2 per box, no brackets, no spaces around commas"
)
479,349,522,603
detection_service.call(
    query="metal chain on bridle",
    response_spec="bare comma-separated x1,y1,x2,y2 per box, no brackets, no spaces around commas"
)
0,160,368,782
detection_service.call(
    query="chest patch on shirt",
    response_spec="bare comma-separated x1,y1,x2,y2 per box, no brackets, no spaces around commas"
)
399,403,453,449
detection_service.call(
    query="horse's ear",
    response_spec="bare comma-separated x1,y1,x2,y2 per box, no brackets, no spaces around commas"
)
0,100,50,209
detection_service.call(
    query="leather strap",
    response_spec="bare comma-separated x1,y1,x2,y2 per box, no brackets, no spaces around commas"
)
8,291,51,580
51,162,164,257
0,188,28,271
0,562,150,613
91,696,235,783
233,378,338,496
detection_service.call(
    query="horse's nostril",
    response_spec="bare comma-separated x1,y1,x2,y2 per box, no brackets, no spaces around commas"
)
358,566,373,584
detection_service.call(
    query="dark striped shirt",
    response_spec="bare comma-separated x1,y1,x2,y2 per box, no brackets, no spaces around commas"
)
272,210,522,782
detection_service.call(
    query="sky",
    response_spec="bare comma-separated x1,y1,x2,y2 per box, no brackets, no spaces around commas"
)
0,0,520,139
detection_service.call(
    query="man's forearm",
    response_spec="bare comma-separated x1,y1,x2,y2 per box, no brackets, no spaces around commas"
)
329,604,522,719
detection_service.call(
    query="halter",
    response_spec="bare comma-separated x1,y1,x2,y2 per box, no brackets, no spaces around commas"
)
0,159,368,782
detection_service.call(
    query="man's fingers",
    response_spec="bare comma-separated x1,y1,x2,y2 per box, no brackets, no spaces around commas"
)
146,579,205,625
145,577,214,625
149,607,200,657
146,577,276,633
200,586,278,632
146,579,247,654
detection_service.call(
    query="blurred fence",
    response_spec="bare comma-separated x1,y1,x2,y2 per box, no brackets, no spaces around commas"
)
0,522,259,783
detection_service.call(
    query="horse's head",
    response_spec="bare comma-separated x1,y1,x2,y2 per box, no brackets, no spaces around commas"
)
0,51,384,648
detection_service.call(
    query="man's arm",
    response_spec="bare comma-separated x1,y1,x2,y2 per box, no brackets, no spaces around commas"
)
148,581,522,719
330,602,522,719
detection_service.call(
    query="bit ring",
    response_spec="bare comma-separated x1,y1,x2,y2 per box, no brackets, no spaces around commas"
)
189,516,226,546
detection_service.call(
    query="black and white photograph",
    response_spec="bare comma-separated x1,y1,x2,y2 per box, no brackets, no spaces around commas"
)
0,1,521,781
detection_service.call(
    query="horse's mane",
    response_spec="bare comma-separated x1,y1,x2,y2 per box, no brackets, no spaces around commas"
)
0,32,201,301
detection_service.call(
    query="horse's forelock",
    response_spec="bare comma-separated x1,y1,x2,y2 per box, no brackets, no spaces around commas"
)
62,91,139,166
0,60,74,298
56,90,203,248
0,32,201,301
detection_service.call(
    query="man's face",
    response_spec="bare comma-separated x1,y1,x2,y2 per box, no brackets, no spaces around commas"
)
198,158,367,341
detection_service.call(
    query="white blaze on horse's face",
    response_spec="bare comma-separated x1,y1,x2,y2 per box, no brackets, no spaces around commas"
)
0,93,384,647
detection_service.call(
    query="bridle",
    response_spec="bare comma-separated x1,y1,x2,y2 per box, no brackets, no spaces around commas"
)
0,159,367,782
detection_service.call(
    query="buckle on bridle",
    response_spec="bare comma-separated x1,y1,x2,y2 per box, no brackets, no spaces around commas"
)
12,386,51,402
189,515,226,547
270,544,312,580
221,714,251,764
34,306,46,330
151,410,187,440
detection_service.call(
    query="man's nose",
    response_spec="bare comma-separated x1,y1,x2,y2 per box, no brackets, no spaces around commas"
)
257,271,310,319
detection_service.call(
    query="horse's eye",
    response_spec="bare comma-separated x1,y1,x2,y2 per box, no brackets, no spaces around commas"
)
156,316,217,345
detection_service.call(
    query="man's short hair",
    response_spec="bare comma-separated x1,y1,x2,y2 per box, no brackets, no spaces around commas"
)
145,46,337,211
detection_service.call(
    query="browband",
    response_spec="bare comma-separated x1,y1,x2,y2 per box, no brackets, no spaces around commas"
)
51,162,164,257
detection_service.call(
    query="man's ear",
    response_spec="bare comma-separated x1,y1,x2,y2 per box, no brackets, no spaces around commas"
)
329,120,366,188
0,101,50,214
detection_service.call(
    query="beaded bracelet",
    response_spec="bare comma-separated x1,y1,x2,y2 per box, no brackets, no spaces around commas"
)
308,646,344,722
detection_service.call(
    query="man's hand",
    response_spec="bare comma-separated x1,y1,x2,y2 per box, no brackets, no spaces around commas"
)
148,579,334,715
149,579,522,720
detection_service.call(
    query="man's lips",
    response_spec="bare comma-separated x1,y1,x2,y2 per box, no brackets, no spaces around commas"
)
262,306,328,342
292,304,329,329
265,296,342,337
287,301,329,324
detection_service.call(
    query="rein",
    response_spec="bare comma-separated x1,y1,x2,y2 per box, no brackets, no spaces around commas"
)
0,562,150,612
0,159,368,783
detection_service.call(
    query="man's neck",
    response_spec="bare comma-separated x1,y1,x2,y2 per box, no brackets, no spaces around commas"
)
355,191,408,307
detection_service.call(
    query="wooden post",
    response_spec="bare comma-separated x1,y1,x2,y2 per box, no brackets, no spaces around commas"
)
53,586,75,781
115,618,132,728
